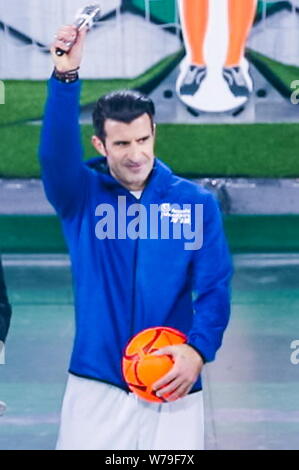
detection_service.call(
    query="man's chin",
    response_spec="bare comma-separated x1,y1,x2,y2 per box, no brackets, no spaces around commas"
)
126,179,145,191
125,170,151,190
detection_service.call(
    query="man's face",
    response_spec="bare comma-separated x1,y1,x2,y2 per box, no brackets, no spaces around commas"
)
92,113,155,191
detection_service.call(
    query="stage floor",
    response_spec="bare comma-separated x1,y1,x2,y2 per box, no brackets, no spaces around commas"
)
0,253,299,450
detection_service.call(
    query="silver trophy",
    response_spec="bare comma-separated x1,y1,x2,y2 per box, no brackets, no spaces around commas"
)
56,4,101,56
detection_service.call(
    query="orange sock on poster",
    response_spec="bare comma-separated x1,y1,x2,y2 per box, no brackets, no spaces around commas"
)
179,0,209,66
225,0,257,67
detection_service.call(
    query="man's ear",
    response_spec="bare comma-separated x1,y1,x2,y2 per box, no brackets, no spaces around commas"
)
91,135,106,156
153,123,156,138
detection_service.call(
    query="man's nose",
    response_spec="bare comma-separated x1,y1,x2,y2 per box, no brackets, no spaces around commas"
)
128,143,141,162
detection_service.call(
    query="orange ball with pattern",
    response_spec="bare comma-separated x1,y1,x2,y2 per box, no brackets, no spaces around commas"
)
122,326,187,403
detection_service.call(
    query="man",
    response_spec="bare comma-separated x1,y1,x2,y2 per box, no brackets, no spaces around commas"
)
0,255,12,416
39,25,232,450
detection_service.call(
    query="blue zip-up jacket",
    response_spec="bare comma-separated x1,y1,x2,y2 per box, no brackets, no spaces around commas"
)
39,77,233,393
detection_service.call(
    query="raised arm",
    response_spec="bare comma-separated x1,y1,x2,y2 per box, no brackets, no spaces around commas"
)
39,26,89,218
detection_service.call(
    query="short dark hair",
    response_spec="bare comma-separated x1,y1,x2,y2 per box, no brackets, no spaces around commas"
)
92,89,155,141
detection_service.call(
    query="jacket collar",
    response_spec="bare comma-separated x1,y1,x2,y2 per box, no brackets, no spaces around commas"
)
85,156,173,199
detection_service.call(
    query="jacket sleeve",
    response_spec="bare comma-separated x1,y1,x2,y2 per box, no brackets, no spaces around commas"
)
0,258,12,343
39,76,89,218
187,192,233,363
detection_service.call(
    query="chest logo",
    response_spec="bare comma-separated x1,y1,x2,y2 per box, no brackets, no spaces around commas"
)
160,203,191,225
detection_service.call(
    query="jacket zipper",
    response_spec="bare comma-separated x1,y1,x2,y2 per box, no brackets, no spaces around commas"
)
130,234,139,339
128,190,144,341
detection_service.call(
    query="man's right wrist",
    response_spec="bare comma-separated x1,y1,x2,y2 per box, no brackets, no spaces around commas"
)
53,67,80,84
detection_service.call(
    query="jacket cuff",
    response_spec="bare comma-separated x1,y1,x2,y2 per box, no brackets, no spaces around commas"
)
47,74,81,101
187,342,207,364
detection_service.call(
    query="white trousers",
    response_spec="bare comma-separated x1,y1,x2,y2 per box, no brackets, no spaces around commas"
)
56,373,205,450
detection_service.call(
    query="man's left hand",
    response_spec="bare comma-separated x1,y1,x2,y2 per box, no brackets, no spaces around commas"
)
151,344,204,402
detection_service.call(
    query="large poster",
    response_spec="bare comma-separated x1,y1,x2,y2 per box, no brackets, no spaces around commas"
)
177,0,257,113
1,0,298,121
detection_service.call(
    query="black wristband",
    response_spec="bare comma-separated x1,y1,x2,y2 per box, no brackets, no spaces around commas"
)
53,67,80,83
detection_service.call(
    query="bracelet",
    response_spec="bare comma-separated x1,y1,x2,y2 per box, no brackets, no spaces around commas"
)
53,67,80,83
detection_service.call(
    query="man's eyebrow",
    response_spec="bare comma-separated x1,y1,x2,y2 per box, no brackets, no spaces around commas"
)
134,135,151,142
113,135,151,145
138,135,150,140
113,139,131,145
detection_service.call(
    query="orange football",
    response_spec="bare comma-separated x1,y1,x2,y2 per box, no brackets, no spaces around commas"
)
122,326,186,403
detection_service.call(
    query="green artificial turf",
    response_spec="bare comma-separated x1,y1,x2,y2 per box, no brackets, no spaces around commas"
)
1,215,299,254
1,47,299,178
1,122,299,179
0,51,181,127
155,123,299,177
247,49,299,95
